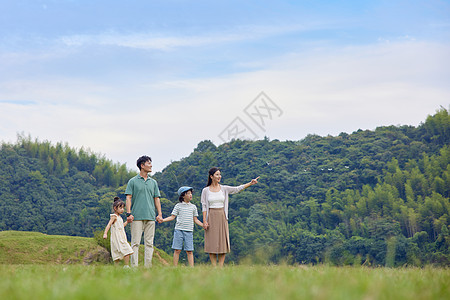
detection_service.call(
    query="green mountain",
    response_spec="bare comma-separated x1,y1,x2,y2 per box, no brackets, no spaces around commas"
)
0,107,448,266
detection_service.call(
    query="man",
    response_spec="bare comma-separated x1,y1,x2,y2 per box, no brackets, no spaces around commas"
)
125,155,163,267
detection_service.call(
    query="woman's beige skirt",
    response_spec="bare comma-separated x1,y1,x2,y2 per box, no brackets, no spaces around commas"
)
204,208,230,254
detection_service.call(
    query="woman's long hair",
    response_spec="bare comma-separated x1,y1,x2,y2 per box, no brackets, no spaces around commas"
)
206,167,220,186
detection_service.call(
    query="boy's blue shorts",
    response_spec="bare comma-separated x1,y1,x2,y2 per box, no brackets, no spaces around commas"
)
172,229,194,251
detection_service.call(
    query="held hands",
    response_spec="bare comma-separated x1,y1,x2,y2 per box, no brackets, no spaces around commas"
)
127,214,134,223
127,214,163,223
156,215,163,224
203,221,209,231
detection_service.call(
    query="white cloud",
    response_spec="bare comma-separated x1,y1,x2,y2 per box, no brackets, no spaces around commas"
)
1,40,449,172
57,24,312,51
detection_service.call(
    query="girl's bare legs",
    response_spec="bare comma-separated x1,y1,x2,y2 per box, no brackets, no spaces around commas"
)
186,251,194,267
114,255,131,267
173,249,181,266
123,254,130,266
209,253,217,266
218,253,226,267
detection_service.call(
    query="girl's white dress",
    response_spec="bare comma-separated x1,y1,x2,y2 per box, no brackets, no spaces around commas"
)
110,214,133,261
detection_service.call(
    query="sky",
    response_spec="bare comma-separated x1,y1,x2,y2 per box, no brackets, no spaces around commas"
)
1,0,449,172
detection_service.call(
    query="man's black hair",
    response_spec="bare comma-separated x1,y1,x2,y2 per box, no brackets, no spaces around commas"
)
136,155,152,170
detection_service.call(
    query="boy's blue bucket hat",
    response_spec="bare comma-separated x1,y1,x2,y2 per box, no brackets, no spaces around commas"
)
178,186,193,196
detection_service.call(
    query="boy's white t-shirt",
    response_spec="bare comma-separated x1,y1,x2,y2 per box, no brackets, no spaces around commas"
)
171,202,199,232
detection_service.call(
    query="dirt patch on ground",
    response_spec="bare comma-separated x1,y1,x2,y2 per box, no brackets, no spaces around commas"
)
60,247,110,265
82,247,110,265
39,246,49,253
154,250,170,266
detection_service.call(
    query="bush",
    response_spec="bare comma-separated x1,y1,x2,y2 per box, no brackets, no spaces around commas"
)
93,230,110,253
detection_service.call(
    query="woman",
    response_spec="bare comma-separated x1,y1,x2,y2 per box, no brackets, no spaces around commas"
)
201,167,259,266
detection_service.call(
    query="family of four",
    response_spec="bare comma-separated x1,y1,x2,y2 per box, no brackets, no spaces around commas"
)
103,155,259,267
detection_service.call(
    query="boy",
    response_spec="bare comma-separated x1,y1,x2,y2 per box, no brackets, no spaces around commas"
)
161,186,203,266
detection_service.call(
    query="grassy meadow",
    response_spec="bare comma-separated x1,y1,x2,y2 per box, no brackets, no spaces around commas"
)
0,231,171,266
1,264,449,300
0,231,449,300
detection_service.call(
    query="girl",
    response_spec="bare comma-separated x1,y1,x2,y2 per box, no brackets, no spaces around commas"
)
201,167,259,266
103,197,134,266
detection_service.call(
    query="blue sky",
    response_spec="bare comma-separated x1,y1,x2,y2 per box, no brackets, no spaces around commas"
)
1,0,449,172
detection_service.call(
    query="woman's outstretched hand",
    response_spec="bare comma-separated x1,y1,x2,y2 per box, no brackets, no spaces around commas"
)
251,176,260,185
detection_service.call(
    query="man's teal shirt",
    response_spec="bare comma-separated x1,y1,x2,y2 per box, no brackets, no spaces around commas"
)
125,174,161,221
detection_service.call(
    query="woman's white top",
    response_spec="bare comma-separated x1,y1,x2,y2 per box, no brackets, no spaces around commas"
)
208,189,225,208
201,185,246,220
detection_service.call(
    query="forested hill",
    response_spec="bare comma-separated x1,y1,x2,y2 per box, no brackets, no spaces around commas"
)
154,107,449,266
0,107,449,266
0,139,136,235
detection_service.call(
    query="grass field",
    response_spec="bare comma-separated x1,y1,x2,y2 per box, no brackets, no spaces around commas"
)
1,231,449,299
0,264,449,300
